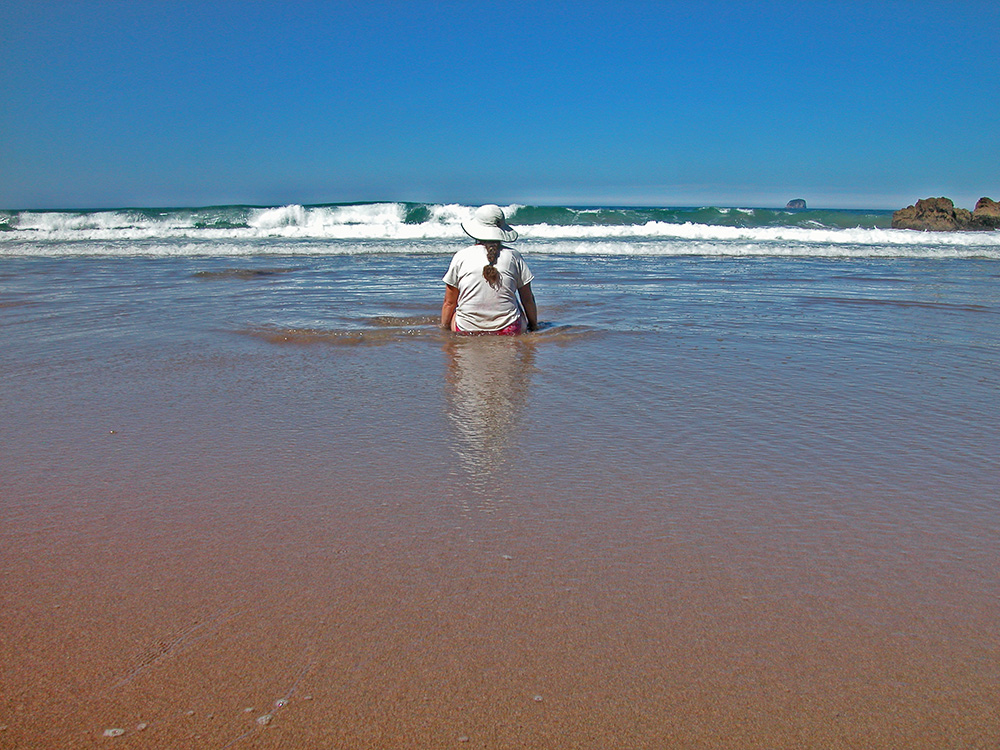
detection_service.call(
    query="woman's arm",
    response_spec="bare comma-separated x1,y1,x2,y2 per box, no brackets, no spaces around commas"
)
518,282,538,331
441,284,459,330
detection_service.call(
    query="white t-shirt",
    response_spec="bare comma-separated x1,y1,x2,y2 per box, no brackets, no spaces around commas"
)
443,244,534,332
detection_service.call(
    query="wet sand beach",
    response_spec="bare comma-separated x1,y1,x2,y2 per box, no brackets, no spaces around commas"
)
2,253,1000,748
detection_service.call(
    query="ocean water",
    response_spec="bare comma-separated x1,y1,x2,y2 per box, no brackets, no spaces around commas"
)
3,201,999,502
3,201,1000,258
3,203,1000,747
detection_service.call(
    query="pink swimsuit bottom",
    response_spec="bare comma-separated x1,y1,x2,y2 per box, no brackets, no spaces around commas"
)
455,319,523,336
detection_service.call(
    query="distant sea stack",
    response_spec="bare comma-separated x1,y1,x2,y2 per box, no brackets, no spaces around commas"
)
892,196,1000,230
785,199,807,209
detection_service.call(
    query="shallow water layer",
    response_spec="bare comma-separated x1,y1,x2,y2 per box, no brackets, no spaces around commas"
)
2,253,999,748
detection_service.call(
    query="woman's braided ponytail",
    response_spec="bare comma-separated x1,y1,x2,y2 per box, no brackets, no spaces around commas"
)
482,241,502,289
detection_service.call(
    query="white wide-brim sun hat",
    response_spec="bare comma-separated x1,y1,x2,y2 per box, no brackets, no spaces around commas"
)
461,204,518,243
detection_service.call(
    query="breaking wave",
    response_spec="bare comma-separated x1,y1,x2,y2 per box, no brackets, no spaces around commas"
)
2,202,998,258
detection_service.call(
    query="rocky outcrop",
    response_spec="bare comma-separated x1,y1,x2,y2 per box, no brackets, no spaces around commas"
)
892,198,971,230
892,197,999,231
785,199,807,209
971,197,1000,229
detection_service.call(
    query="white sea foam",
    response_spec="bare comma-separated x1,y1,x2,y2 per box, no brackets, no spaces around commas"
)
2,203,999,258
13,210,171,232
248,203,409,231
427,203,475,226
521,220,1000,249
248,204,310,229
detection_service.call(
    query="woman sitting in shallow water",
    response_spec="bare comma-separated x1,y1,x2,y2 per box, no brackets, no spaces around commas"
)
441,204,538,335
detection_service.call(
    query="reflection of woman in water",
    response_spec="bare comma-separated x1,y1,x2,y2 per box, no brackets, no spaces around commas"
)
441,205,538,335
443,335,536,490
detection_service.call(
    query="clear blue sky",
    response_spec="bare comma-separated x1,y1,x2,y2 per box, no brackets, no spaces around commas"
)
2,0,997,209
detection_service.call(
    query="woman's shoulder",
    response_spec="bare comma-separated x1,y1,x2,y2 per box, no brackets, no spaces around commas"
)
502,246,530,266
449,244,481,262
